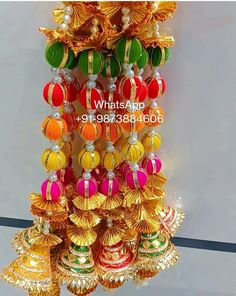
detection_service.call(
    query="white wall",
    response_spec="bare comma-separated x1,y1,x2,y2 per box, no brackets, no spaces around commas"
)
0,2,236,296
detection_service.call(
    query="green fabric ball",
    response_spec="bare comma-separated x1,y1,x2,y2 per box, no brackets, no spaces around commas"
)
78,49,103,75
149,47,169,67
115,37,142,64
101,53,121,78
65,50,76,69
135,48,149,70
45,42,72,68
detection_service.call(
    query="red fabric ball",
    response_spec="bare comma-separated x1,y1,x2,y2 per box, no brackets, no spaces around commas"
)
147,77,166,99
118,76,142,101
79,87,103,110
43,82,67,106
138,81,148,102
103,90,121,111
64,81,78,102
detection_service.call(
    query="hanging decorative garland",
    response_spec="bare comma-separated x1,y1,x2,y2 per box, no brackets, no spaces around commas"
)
0,2,185,296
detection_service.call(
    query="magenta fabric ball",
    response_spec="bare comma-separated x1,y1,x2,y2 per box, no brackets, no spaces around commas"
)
99,177,120,196
76,177,98,197
125,169,147,189
41,179,64,201
57,167,73,185
142,157,162,175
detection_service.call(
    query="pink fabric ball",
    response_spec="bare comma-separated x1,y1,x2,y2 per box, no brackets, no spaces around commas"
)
41,179,64,201
76,177,97,197
142,157,162,175
99,177,120,196
125,169,147,189
57,167,73,185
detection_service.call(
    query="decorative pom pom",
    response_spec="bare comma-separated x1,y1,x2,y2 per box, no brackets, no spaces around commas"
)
78,121,102,141
41,149,66,170
45,42,74,68
142,134,161,152
78,49,104,75
115,37,142,64
121,111,145,133
41,116,68,141
78,149,100,170
101,122,121,142
99,177,120,196
79,87,103,110
142,157,162,175
101,150,120,170
118,76,142,100
149,46,169,67
64,81,78,102
143,106,165,127
43,82,67,107
125,169,147,189
57,167,73,185
61,112,78,133
103,90,121,111
147,77,166,99
121,141,144,162
138,81,148,102
101,53,121,78
41,179,64,201
76,177,97,197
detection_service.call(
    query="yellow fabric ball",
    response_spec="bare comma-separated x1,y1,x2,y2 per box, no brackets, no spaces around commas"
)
41,149,66,170
121,141,144,162
142,134,161,152
101,150,121,170
78,149,100,169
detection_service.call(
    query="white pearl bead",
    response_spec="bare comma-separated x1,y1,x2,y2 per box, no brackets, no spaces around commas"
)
51,68,60,75
151,100,158,109
148,129,157,137
152,2,159,12
92,18,99,25
43,229,50,235
51,145,60,152
106,145,114,152
48,174,57,182
64,6,73,15
64,75,74,83
148,152,156,160
87,110,96,115
126,69,134,77
122,23,129,30
109,77,117,84
153,23,160,31
63,15,71,24
89,74,98,81
62,134,71,142
107,84,116,92
152,67,160,77
122,63,133,71
51,111,61,119
86,144,94,151
122,15,130,24
59,23,68,31
107,170,115,179
130,163,139,171
121,6,130,14
64,103,73,113
83,172,91,180
91,26,98,34
87,114,95,122
87,81,96,89
128,135,138,144
52,76,62,84
155,31,160,37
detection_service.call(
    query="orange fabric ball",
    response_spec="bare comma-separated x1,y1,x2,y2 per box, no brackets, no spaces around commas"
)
121,110,145,132
61,112,78,133
78,121,102,141
42,116,68,141
143,106,165,127
101,122,121,142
